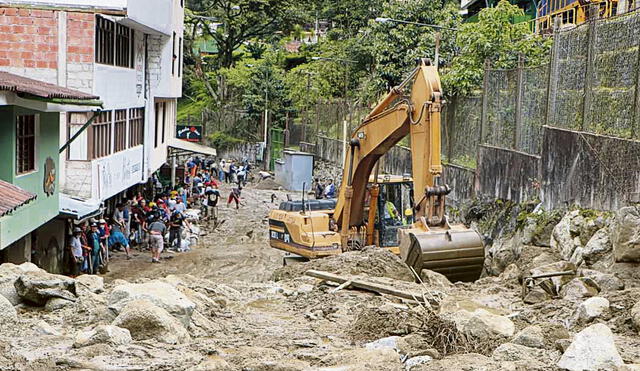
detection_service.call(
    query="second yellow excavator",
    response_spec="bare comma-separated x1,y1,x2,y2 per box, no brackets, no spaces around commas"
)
268,59,484,282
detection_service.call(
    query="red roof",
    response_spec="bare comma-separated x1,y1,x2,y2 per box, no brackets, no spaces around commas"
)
0,179,37,217
0,71,99,101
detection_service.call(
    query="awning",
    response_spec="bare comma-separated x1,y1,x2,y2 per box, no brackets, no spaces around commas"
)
59,193,102,221
0,71,102,106
0,180,37,217
168,138,217,158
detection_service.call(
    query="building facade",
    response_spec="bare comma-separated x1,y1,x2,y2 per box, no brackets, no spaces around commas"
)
0,0,187,271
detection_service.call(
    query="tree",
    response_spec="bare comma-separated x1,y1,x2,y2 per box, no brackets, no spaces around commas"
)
191,0,298,68
442,0,552,95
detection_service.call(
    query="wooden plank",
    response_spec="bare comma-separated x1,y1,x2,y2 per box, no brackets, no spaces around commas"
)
305,270,425,303
330,280,352,293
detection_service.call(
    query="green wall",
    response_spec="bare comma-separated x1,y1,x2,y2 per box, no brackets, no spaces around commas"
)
0,106,60,248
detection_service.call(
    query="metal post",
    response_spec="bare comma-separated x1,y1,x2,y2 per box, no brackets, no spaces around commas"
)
480,59,490,144
514,54,524,150
171,154,176,189
434,32,441,68
545,17,562,128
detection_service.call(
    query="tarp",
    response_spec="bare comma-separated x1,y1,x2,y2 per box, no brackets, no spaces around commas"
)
59,193,102,221
168,138,217,157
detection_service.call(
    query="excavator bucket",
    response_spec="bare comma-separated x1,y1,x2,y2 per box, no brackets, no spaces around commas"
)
401,225,484,282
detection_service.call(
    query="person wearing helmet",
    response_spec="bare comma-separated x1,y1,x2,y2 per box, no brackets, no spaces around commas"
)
169,210,189,250
69,227,84,276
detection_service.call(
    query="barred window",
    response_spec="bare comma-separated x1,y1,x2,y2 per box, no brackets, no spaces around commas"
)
172,32,176,76
114,109,127,152
96,16,134,68
115,24,133,68
90,111,112,159
16,115,36,174
129,108,144,147
178,37,182,77
95,16,114,65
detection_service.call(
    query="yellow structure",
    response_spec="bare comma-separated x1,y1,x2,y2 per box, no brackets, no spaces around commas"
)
268,60,485,282
535,0,619,32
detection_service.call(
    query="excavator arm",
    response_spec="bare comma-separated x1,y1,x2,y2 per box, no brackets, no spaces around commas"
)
333,59,445,234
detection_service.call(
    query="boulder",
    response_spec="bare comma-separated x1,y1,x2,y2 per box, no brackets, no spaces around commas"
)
492,342,547,362
397,334,440,359
34,320,61,336
0,262,43,305
45,297,75,312
579,269,624,292
364,336,399,351
512,325,545,349
0,293,17,323
631,301,640,332
488,235,521,275
404,355,433,370
75,275,104,294
499,264,520,282
13,271,76,306
73,325,132,348
557,324,623,370
559,277,599,300
109,281,195,327
611,206,640,262
456,309,515,340
574,297,609,324
551,210,582,260
420,269,453,288
319,348,401,369
111,299,190,344
582,228,612,265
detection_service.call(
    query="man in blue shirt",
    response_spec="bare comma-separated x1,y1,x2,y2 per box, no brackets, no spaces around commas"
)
86,223,102,274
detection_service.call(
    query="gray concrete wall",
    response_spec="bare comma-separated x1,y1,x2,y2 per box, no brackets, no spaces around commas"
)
477,145,541,203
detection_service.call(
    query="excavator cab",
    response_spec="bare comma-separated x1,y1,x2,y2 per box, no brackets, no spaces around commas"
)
367,175,414,248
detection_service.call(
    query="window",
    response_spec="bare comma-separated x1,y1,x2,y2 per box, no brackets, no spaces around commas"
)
96,16,134,68
178,37,182,77
114,109,127,152
129,108,144,147
95,16,114,65
90,111,112,159
115,24,133,68
180,0,184,8
154,102,165,148
172,32,176,76
16,115,36,174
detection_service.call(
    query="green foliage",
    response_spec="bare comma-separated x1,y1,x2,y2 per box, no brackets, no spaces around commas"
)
207,131,245,151
442,0,552,95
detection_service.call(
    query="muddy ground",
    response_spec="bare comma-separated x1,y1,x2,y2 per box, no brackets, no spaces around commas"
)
1,179,640,370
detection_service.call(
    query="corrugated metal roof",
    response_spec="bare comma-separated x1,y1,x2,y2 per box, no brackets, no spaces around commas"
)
0,179,37,217
0,71,99,100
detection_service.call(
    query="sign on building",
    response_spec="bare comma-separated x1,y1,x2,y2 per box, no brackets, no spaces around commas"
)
176,125,202,142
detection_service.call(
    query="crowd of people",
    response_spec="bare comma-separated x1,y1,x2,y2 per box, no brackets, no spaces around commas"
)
67,156,252,276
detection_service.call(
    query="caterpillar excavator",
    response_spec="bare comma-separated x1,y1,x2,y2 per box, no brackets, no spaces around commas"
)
268,59,484,282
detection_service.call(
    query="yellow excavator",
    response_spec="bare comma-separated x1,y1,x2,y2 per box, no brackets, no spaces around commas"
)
268,59,484,282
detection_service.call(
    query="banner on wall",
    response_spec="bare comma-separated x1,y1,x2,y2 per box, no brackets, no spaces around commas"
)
176,125,202,142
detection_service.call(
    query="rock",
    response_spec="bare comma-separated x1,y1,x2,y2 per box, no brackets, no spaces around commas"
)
523,288,552,304
420,269,453,288
559,277,600,300
631,301,640,332
319,348,401,369
75,275,104,294
551,210,582,260
404,355,433,370
45,297,75,311
492,342,547,362
611,206,640,262
34,320,61,336
569,246,585,267
13,271,76,306
555,338,572,353
557,323,623,370
109,281,196,327
582,228,612,265
73,325,132,348
364,336,399,351
244,359,310,370
188,357,232,371
488,235,521,275
512,325,545,348
499,263,520,282
531,251,559,268
619,365,640,371
397,334,440,358
529,261,577,295
0,293,17,323
424,353,499,371
459,309,515,340
296,283,315,294
579,269,624,292
575,297,609,324
112,299,190,344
